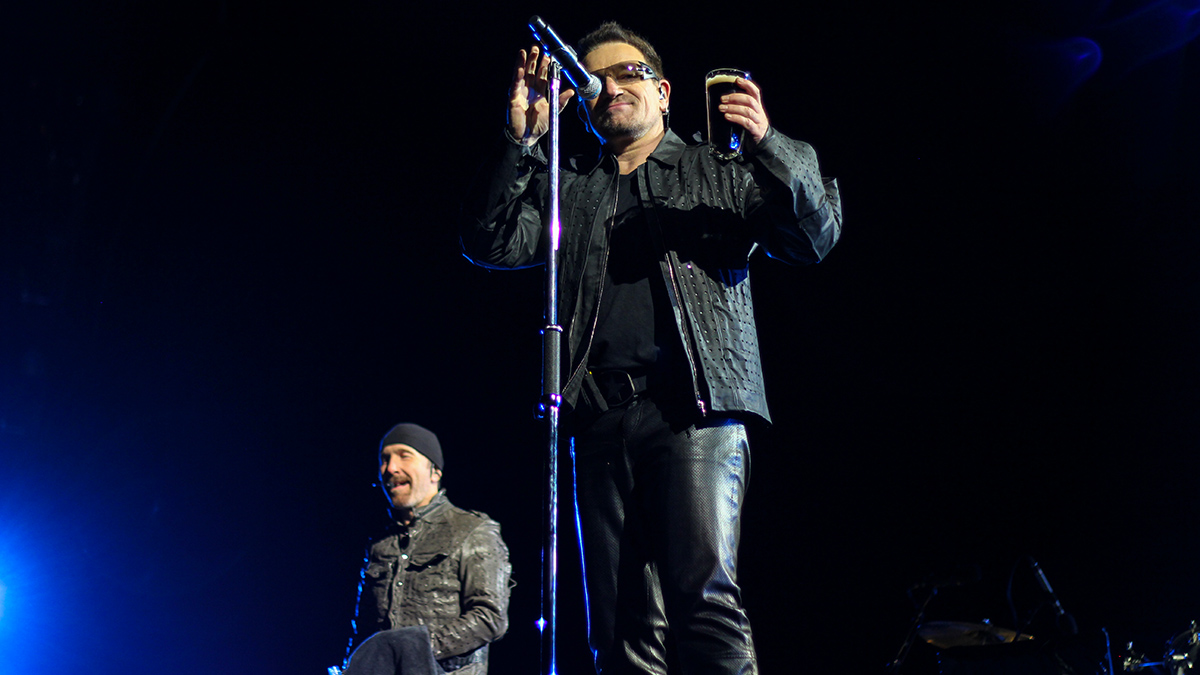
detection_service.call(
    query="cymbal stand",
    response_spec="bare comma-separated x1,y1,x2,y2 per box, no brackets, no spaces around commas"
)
889,586,937,673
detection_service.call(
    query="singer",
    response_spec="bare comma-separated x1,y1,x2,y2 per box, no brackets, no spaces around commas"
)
460,21,842,675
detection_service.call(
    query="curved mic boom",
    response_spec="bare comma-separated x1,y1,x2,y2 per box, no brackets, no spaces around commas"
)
528,15,602,100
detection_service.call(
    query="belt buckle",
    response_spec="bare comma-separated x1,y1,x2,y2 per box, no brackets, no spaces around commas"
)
605,370,637,408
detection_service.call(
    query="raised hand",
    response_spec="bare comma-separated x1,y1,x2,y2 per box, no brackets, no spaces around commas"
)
507,45,577,146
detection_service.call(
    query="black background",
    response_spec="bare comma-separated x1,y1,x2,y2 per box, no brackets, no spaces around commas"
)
1,1,1197,673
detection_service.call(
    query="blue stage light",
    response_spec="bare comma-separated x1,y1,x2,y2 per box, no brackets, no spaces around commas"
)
1094,0,1200,76
0,470,65,674
0,533,33,671
1009,36,1103,119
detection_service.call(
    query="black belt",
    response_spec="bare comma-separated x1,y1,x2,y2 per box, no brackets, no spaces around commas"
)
584,369,649,411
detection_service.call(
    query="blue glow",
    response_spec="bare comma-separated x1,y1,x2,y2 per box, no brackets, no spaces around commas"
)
569,438,595,654
0,496,47,674
1012,36,1103,117
0,437,146,674
1012,0,1200,117
1096,0,1200,76
1064,37,1105,71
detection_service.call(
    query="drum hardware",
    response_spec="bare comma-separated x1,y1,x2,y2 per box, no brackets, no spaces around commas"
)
1123,642,1166,672
1006,556,1078,641
887,566,984,672
889,558,1099,674
1123,621,1197,674
918,620,1035,649
1165,621,1198,675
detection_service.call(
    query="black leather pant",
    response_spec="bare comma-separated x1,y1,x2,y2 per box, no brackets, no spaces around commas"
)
571,396,758,675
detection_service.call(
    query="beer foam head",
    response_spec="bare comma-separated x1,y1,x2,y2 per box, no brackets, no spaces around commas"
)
706,73,740,87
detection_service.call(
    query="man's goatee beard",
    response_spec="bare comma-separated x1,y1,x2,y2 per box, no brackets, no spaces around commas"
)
594,117,655,142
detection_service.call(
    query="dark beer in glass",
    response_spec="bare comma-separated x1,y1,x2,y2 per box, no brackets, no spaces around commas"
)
706,68,750,160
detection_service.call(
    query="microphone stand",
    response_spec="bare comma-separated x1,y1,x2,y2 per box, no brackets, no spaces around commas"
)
535,59,565,675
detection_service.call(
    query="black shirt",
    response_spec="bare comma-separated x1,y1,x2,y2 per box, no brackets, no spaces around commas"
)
588,172,678,375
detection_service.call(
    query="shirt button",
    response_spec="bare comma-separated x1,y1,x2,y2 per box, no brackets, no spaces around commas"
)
401,554,409,560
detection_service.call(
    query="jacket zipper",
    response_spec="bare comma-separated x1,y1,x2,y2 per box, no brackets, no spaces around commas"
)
641,169,707,416
566,157,710,418
563,164,619,398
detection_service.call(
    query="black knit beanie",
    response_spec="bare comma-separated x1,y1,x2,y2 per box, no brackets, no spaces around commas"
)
378,423,444,471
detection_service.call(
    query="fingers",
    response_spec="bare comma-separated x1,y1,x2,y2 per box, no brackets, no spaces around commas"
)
719,77,770,142
722,78,764,116
510,49,530,101
536,47,550,82
735,76,762,98
508,47,541,142
511,46,552,98
526,45,539,74
720,107,770,143
506,45,578,144
558,89,576,113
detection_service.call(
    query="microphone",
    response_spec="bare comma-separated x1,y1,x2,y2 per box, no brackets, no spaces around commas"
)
1030,558,1079,635
528,15,602,100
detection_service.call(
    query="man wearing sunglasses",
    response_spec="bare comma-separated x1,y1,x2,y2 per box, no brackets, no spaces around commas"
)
461,21,841,675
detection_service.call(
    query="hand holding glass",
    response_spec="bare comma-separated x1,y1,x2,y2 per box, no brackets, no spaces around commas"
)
706,68,751,160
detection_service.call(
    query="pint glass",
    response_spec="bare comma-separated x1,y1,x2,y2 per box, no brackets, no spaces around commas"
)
706,68,750,160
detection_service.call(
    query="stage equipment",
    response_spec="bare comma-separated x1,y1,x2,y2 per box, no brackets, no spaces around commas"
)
899,624,1109,675
525,15,576,675
529,15,601,100
1166,622,1199,674
890,562,1108,674
1031,558,1079,636
889,568,985,672
918,620,1034,649
1124,621,1198,674
1006,557,1079,640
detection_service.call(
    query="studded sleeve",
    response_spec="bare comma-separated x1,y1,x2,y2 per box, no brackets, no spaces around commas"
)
459,135,549,270
745,127,842,264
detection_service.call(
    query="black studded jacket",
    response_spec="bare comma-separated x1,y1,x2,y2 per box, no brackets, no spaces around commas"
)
460,128,841,423
349,491,511,674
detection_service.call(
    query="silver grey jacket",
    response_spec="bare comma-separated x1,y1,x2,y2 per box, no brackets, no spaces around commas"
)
460,128,842,423
351,491,511,674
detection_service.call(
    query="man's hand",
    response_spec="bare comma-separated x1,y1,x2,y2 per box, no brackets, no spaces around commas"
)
719,77,770,144
507,45,577,146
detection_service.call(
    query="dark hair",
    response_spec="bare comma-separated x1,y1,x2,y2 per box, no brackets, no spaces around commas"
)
577,21,665,80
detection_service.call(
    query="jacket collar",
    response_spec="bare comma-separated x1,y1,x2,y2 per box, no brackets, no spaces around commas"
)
644,128,686,169
587,128,687,175
395,489,450,528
